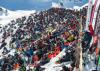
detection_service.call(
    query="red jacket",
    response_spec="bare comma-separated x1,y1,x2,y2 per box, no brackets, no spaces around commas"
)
48,53,54,59
32,55,39,62
89,24,94,36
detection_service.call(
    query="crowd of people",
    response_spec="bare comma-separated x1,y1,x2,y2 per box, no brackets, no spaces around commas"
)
0,6,92,71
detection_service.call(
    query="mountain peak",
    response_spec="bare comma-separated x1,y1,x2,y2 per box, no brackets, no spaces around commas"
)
0,7,8,16
52,2,61,8
0,6,5,9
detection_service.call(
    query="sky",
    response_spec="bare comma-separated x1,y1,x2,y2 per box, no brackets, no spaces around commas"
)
0,0,88,11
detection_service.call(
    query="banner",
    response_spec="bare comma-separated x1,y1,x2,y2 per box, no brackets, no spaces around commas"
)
85,0,93,31
90,0,98,25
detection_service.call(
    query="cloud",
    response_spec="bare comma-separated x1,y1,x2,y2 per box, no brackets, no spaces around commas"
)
51,2,61,8
32,0,52,2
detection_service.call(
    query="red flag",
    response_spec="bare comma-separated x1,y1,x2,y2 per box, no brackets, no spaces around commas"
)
89,0,98,36
89,24,94,36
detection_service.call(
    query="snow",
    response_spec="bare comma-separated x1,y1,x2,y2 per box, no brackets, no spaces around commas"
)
0,7,36,27
73,3,88,11
73,6,81,11
0,8,36,59
73,0,98,10
41,5,100,69
73,3,88,10
0,1,99,71
51,2,61,8
42,48,71,71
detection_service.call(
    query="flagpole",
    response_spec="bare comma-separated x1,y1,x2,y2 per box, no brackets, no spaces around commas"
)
79,16,83,71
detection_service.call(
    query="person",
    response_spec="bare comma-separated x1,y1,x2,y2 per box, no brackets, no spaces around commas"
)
82,31,92,52
62,65,70,71
0,7,88,71
96,32,100,71
19,64,26,71
35,64,42,71
73,45,81,69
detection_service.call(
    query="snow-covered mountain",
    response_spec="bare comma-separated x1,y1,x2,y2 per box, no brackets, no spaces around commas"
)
73,3,88,10
0,7,36,27
0,7,36,59
0,7,9,15
0,2,89,28
51,2,61,8
51,2,88,11
73,0,97,10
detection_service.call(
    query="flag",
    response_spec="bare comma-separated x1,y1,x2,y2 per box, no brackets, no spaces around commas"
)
85,0,93,31
89,24,94,36
89,0,98,36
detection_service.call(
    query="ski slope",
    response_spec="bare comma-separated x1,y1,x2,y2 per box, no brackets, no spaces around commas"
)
0,7,36,27
0,1,99,70
0,7,36,59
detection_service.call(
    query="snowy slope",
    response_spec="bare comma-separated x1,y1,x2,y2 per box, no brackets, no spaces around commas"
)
49,1,99,71
73,3,88,11
0,1,99,70
0,7,36,27
73,0,97,10
42,49,66,71
0,7,36,59
41,48,72,71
